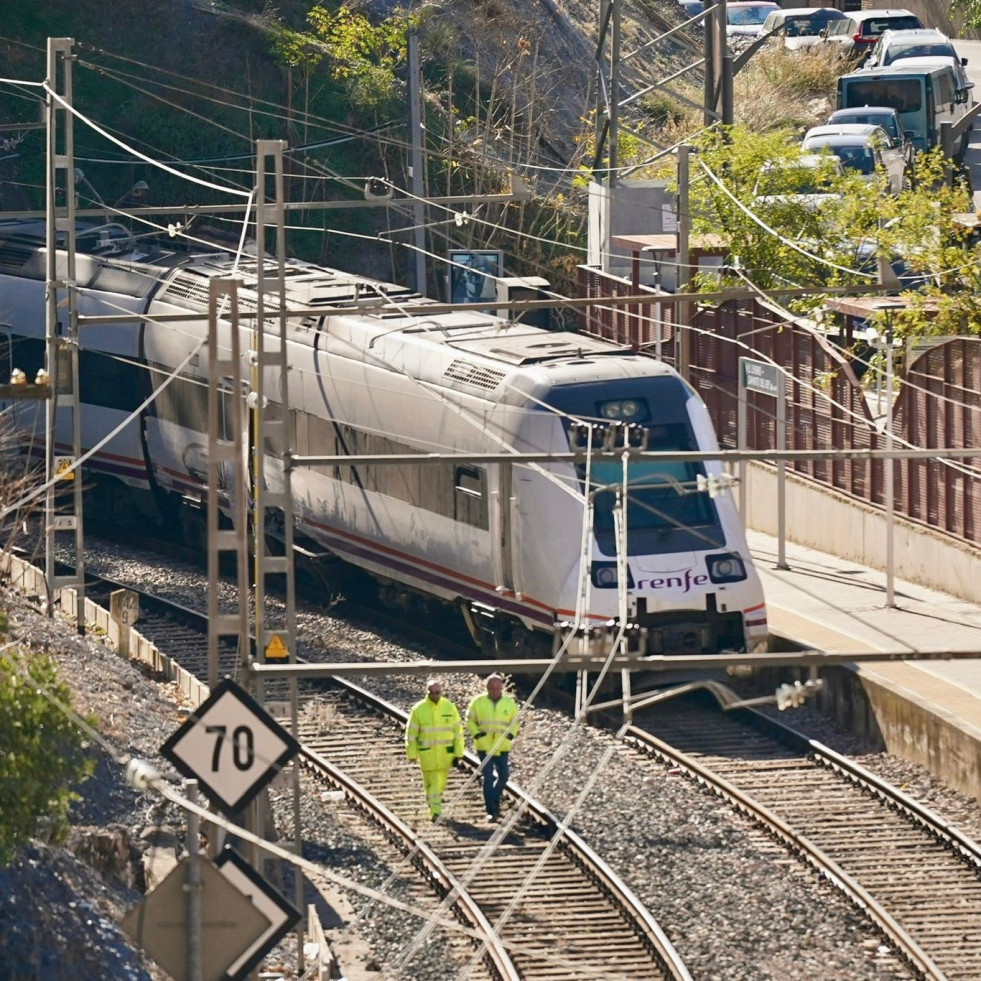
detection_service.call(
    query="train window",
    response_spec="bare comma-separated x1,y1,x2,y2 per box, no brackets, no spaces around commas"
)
589,458,726,556
261,400,286,457
217,379,251,443
78,350,147,413
294,411,487,527
297,412,336,475
148,364,208,432
454,465,488,529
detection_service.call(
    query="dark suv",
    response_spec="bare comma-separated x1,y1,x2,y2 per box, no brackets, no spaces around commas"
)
820,9,923,63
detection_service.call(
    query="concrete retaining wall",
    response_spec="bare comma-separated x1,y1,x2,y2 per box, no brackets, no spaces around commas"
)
745,465,981,799
743,461,981,605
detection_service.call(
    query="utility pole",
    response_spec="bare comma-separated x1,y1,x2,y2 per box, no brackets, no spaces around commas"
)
408,30,427,294
253,138,305,967
704,0,733,126
677,144,692,381
592,0,623,271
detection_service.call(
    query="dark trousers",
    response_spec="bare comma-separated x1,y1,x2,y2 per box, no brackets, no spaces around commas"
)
478,751,509,817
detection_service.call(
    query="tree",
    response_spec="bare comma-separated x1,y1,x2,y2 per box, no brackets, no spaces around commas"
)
0,649,94,865
952,0,981,28
270,6,413,118
682,125,978,335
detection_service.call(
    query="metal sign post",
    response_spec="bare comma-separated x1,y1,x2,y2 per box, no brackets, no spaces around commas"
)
739,358,789,569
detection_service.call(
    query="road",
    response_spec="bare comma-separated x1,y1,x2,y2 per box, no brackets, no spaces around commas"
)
954,38,981,204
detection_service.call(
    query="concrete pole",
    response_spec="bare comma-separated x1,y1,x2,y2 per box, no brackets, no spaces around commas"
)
408,31,427,294
776,373,788,570
677,145,691,380
885,320,896,607
44,37,86,632
703,2,715,126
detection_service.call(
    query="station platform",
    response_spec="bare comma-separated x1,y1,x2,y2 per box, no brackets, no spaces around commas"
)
747,529,981,799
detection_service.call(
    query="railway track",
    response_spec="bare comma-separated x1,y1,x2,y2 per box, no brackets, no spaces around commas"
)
627,693,981,981
47,546,981,977
296,679,688,980
77,565,692,980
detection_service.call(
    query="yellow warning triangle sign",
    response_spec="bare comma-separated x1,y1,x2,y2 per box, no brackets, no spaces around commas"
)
55,457,74,481
265,634,289,661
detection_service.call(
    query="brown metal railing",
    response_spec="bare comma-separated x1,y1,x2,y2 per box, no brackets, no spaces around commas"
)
575,264,981,550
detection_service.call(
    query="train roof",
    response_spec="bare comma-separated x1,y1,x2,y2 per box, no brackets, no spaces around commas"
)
0,218,213,296
155,252,673,403
0,224,676,399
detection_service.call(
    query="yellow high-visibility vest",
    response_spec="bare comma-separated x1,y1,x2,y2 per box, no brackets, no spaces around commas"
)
466,694,519,755
406,696,464,770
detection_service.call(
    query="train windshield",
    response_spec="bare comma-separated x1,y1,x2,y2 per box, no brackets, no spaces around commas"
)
546,375,727,556
585,422,726,557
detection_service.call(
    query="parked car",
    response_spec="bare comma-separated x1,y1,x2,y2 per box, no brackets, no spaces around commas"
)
753,154,846,210
678,0,705,17
879,55,974,106
760,7,846,51
801,123,909,193
837,62,973,160
726,2,780,39
826,106,914,166
819,9,923,63
864,28,967,72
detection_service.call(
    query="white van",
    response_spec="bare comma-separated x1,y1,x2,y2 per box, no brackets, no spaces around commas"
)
836,63,973,161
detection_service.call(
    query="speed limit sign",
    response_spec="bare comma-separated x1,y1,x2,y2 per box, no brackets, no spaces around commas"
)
161,679,300,815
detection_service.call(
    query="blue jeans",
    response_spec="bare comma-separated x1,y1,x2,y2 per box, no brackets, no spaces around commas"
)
478,751,509,817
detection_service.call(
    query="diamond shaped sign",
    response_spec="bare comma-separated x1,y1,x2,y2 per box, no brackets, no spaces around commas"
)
161,678,300,814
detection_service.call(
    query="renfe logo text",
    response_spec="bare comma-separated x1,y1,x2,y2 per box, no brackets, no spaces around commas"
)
636,569,708,593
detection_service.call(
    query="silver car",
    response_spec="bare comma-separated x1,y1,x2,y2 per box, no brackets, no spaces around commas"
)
825,106,915,168
801,123,909,194
760,7,846,51
865,28,967,74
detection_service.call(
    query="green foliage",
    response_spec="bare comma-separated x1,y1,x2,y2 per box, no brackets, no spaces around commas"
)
271,5,414,116
636,92,689,129
952,0,981,28
269,23,326,71
683,125,979,330
0,650,95,866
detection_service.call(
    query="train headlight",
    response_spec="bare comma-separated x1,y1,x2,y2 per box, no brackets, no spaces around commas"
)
706,553,747,583
597,398,648,421
590,562,635,588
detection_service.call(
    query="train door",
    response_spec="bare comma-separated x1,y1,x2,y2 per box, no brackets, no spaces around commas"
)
218,376,251,514
493,460,515,593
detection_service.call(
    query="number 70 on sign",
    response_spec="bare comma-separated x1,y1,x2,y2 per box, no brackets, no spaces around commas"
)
161,679,301,815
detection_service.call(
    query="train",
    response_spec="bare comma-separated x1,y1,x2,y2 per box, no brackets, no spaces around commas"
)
0,217,767,657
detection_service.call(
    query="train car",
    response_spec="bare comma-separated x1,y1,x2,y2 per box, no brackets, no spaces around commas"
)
0,218,194,528
0,220,767,656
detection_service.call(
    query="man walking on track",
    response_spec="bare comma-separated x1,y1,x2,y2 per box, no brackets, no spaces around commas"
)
466,674,519,822
405,677,464,822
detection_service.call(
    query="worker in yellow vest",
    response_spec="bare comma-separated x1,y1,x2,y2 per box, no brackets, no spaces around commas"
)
465,674,519,822
405,677,464,822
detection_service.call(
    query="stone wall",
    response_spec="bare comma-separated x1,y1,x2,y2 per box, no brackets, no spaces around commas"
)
862,0,975,38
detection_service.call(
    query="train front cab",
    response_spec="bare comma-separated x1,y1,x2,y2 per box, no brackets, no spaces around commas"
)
543,373,767,656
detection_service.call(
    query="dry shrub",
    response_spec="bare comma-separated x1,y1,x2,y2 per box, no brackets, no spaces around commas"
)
733,44,853,132
632,46,852,163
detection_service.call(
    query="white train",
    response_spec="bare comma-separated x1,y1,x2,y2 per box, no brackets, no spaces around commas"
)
0,218,767,656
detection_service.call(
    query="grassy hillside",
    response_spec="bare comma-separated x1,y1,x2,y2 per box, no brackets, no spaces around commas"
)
0,1,406,275
0,0,856,290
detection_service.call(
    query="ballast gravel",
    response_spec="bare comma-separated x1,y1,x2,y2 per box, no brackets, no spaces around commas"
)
4,537,981,980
